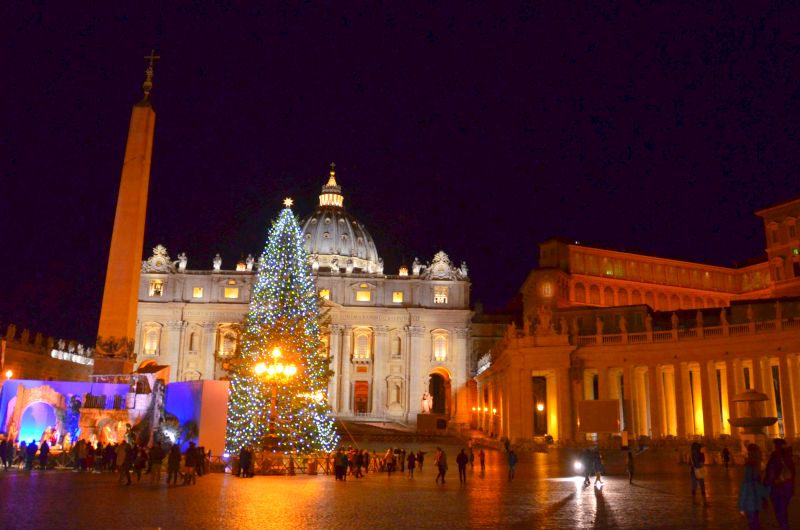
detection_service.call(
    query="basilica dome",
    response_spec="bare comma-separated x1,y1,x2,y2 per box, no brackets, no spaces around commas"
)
302,165,383,274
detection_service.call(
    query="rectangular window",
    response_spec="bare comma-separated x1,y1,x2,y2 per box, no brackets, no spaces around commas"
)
356,290,371,302
149,280,164,297
392,291,404,303
192,287,204,298
319,289,331,300
224,287,239,299
433,286,448,304
790,225,797,239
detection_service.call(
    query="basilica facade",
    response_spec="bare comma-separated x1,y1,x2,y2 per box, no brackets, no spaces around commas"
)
475,197,800,445
134,167,473,426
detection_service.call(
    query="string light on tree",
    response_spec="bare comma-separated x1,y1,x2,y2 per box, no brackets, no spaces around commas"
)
225,198,339,455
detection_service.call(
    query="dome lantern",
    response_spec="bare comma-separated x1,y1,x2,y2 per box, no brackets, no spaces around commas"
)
319,162,344,208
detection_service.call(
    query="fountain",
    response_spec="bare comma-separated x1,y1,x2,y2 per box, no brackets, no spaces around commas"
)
727,389,778,453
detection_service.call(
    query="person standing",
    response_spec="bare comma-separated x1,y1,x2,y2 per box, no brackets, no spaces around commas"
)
456,449,468,484
116,441,132,485
626,450,635,484
25,439,37,470
722,446,731,470
764,438,796,530
478,449,486,473
0,438,7,470
407,451,416,478
183,442,198,485
738,444,768,530
38,440,50,470
434,447,448,484
167,444,181,485
416,450,425,472
689,442,706,500
507,449,518,481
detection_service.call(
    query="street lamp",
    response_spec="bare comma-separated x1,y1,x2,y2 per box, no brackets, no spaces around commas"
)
254,347,298,443
4,369,12,380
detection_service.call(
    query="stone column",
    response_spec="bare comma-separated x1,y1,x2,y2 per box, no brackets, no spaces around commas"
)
662,367,677,436
162,321,184,382
699,361,716,438
752,356,764,392
519,368,534,439
372,326,390,417
725,359,740,436
760,358,780,436
201,322,216,379
452,327,470,424
557,367,574,442
790,355,800,439
673,362,689,438
327,325,342,412
622,365,635,435
778,354,796,439
340,325,353,415
597,366,610,400
648,365,663,438
407,325,426,423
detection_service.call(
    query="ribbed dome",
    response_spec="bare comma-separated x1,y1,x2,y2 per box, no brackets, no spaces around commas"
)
302,164,383,274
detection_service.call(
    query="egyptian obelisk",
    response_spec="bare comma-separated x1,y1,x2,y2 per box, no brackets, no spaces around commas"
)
94,52,159,375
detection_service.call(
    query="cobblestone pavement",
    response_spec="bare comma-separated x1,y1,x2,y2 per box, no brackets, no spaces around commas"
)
0,445,797,529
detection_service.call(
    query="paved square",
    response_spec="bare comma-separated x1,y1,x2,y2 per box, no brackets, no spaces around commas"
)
0,446,797,529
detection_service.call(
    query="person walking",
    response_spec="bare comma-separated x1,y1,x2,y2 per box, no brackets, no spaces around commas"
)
407,451,416,478
507,449,518,481
478,449,486,473
416,450,425,472
689,442,706,501
167,444,181,485
456,449,468,484
434,447,448,484
134,445,148,482
764,438,796,530
722,446,731,470
0,438,7,471
626,450,635,484
738,444,769,530
149,443,165,484
183,442,198,485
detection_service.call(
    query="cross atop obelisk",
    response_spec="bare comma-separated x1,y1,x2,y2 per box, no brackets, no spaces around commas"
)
141,49,161,102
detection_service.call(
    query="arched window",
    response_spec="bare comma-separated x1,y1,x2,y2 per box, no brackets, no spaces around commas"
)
353,329,372,360
574,283,586,303
432,331,448,362
632,290,642,305
189,332,198,352
603,287,614,306
682,296,692,309
589,285,601,305
657,293,667,310
645,291,655,308
670,295,680,311
618,289,628,306
143,326,160,355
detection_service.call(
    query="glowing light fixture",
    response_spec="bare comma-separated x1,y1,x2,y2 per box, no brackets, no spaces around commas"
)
537,403,545,412
4,370,12,380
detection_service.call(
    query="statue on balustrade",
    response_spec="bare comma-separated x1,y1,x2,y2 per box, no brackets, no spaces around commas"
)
619,315,627,334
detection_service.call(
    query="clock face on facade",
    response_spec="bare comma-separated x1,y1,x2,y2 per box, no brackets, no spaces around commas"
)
154,259,164,267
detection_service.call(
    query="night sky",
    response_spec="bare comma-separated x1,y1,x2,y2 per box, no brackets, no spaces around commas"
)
4,3,800,344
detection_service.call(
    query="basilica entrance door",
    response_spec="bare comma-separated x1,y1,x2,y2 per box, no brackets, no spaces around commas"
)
354,381,370,414
429,373,450,415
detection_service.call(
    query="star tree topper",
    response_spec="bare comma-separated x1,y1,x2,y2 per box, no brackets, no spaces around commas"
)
283,197,294,207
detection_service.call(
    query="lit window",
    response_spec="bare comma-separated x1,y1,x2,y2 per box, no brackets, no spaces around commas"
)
236,261,246,271
353,332,371,360
143,327,160,355
399,266,409,276
392,291,404,303
224,287,239,299
793,248,799,256
356,290,371,302
433,332,448,361
433,286,448,304
227,279,236,285
149,280,164,297
192,287,204,298
319,289,331,300
541,282,553,297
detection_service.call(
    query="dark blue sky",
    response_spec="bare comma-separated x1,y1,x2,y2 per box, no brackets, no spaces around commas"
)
3,3,800,343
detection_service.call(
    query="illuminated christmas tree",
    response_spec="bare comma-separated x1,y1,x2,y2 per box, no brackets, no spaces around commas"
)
226,198,339,455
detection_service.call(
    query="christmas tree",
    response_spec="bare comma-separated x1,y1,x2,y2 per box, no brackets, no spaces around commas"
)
226,198,339,455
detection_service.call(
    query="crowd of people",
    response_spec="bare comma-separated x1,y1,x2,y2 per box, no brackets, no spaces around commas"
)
0,434,208,487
